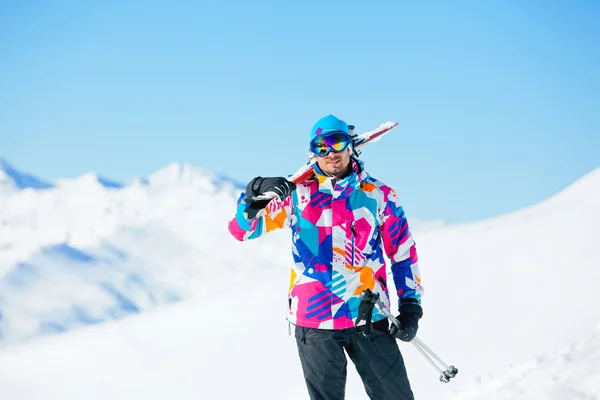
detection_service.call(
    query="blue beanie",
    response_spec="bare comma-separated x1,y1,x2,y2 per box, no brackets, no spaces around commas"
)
309,114,349,143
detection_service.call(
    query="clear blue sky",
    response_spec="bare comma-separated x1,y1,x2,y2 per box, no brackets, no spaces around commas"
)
1,0,599,223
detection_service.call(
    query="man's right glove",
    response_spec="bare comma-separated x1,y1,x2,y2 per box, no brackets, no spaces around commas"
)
389,303,423,342
245,176,296,201
243,176,296,221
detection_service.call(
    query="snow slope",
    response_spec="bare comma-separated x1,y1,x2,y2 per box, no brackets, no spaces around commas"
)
454,323,600,400
412,166,600,386
0,268,597,400
0,159,599,399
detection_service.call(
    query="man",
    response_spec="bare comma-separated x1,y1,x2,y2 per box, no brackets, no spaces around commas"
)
228,114,424,400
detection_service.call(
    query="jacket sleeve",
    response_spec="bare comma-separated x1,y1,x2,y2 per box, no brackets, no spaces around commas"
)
228,192,294,241
380,188,424,310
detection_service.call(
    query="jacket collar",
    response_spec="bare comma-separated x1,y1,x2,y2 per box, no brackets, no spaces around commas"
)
312,157,367,194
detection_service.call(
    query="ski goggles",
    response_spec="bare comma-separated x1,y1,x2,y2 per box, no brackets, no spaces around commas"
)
309,132,351,156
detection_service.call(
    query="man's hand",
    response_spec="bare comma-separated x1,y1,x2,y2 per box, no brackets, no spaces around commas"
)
390,304,422,342
242,177,296,221
246,176,296,200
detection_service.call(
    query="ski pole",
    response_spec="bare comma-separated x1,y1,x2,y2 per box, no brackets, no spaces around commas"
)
375,299,458,382
359,289,459,383
410,338,447,377
412,337,458,382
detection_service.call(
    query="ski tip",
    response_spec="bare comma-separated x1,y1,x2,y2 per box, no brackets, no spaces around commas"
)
380,121,399,129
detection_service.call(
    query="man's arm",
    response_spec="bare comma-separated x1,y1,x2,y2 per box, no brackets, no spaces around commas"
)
228,177,295,241
380,187,423,310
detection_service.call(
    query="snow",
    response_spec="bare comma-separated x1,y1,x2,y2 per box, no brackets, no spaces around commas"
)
454,323,600,399
55,173,124,189
0,159,599,399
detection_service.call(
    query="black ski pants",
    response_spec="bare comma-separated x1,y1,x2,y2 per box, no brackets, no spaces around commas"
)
294,320,415,400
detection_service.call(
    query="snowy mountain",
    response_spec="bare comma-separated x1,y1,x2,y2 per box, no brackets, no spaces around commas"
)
0,159,53,191
0,159,599,399
0,160,286,346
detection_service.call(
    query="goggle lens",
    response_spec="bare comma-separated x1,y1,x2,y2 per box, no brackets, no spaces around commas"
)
310,132,350,156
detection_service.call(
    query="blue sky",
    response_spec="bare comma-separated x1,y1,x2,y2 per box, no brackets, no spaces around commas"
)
1,0,598,223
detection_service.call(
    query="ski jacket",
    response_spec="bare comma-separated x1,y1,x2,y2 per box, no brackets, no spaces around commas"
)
228,158,423,330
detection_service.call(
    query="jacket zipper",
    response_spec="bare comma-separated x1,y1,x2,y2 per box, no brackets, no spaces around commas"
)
350,221,357,266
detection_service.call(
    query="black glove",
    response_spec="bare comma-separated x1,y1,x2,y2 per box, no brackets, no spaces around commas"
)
245,177,296,201
390,303,422,342
243,177,296,221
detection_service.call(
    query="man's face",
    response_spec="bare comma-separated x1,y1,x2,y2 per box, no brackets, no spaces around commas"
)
317,148,350,178
316,147,351,177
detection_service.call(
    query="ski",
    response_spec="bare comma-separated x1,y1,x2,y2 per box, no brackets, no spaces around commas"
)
247,121,399,201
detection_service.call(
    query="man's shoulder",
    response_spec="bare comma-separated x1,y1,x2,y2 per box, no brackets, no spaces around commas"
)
361,173,396,191
359,174,399,202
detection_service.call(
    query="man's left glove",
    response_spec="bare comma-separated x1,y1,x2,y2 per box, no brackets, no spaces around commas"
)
389,303,423,342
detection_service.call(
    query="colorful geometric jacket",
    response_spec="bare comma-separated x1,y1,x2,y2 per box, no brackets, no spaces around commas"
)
228,158,423,330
